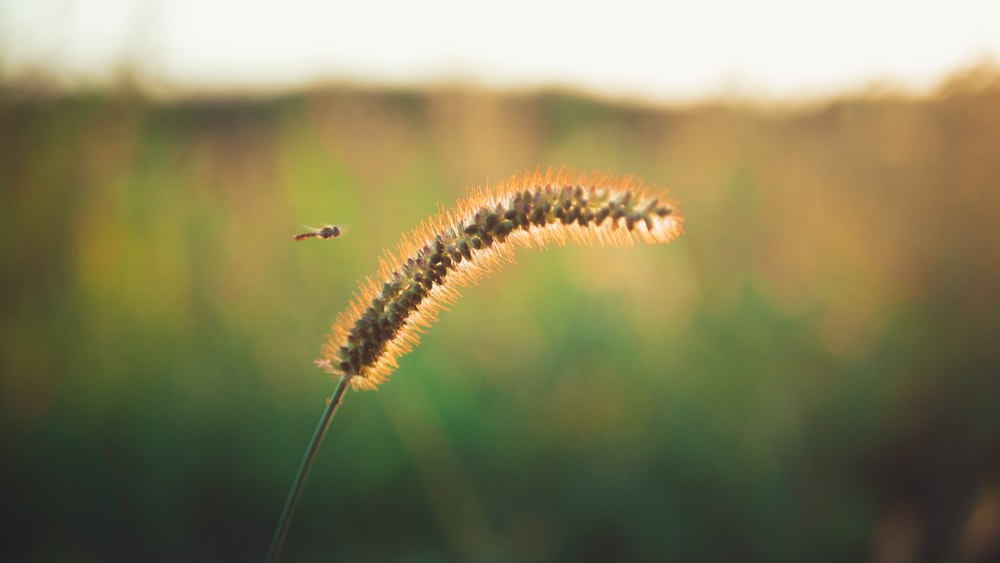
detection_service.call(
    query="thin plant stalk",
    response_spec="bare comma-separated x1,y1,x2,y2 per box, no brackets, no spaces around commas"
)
266,375,350,563
269,169,683,560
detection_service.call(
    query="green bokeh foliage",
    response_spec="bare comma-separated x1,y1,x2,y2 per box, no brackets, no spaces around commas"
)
2,76,1000,561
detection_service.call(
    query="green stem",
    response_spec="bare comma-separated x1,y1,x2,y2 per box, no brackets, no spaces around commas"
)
266,375,351,563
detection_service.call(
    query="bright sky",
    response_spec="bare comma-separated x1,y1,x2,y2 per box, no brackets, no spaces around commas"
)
1,0,998,101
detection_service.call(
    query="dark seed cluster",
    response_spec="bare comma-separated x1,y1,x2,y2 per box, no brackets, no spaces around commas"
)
335,184,674,378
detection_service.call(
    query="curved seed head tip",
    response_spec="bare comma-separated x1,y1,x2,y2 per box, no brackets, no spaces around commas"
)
318,168,684,390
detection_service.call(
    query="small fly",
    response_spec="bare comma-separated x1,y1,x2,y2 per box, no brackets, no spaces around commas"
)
293,225,344,241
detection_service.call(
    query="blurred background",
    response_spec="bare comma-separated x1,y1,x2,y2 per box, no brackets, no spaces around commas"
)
3,1,1000,562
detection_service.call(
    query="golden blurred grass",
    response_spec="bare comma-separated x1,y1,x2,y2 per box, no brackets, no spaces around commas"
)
2,64,1000,561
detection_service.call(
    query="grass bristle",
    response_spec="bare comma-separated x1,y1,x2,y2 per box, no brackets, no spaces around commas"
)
319,168,684,390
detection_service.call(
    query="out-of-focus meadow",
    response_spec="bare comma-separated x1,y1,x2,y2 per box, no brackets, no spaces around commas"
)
2,66,1000,562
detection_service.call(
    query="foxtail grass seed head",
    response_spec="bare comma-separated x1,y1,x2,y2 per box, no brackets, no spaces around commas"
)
318,169,684,390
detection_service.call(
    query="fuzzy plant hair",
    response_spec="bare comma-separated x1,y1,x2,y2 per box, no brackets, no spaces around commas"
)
317,168,683,390
267,169,684,562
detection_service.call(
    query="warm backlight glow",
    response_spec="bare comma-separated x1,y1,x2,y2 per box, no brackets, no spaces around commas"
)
1,0,998,100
